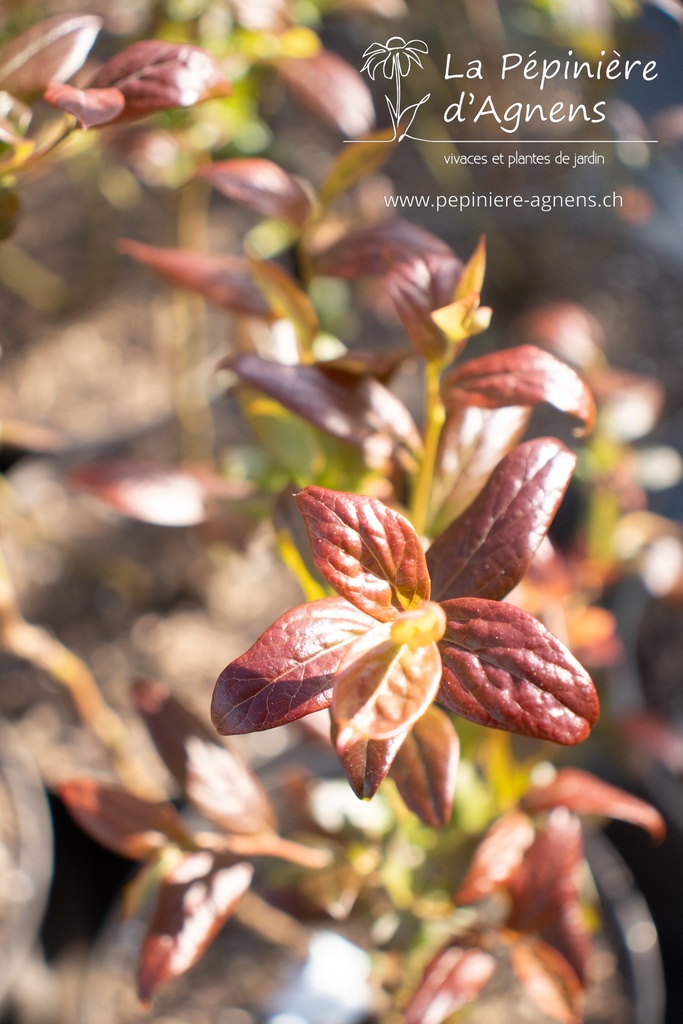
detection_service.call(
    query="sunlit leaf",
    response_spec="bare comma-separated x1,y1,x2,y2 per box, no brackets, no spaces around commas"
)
442,345,596,433
295,485,430,621
196,158,313,229
432,405,531,527
405,945,497,1024
211,597,376,734
454,235,486,302
278,50,375,137
333,720,407,799
69,459,207,526
0,14,101,101
311,219,451,278
438,599,599,745
428,438,576,602
521,768,665,841
507,809,584,934
59,779,190,859
455,811,535,905
225,353,421,468
89,40,230,121
507,809,590,980
248,258,318,347
515,301,604,371
133,680,276,836
510,938,583,1024
386,251,464,361
117,240,270,316
390,706,459,826
319,127,396,205
43,83,125,128
332,625,441,744
137,855,253,1004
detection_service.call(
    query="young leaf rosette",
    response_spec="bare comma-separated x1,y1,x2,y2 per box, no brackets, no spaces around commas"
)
212,439,599,826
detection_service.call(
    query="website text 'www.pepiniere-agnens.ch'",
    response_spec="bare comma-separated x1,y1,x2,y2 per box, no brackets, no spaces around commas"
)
384,192,623,212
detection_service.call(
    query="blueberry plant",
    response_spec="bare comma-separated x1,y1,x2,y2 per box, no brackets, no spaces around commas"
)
0,6,668,1024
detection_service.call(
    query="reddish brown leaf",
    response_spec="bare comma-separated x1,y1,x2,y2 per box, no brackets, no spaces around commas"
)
296,486,430,622
225,352,421,468
438,599,599,745
133,680,276,836
43,82,125,128
405,945,496,1024
332,626,441,743
427,438,576,603
59,779,190,859
521,768,665,841
138,855,253,1004
442,345,596,433
433,404,531,526
510,939,583,1024
89,41,230,121
69,459,207,526
333,721,407,800
507,810,591,982
0,14,101,101
117,240,270,316
390,707,459,827
507,809,584,935
385,252,464,361
195,159,312,228
278,50,375,138
455,811,536,905
211,596,376,734
311,219,451,279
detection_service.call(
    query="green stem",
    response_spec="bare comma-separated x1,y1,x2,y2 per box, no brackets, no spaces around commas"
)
410,360,446,536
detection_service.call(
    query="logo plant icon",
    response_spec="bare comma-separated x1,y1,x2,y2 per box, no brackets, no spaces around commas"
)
361,36,430,140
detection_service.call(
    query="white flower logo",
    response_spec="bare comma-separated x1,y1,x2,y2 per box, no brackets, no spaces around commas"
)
361,36,430,141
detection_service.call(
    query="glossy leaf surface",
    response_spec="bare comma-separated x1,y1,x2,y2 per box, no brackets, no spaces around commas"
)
118,240,270,316
225,353,421,466
521,768,665,841
133,680,276,835
389,706,459,826
278,50,375,137
59,779,190,859
332,625,441,742
296,486,430,621
405,945,496,1024
438,599,599,745
0,14,101,101
428,439,576,602
138,856,253,1004
89,41,230,119
455,811,536,905
386,252,464,361
196,159,312,228
333,721,407,800
311,219,451,278
211,597,376,734
443,345,596,432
